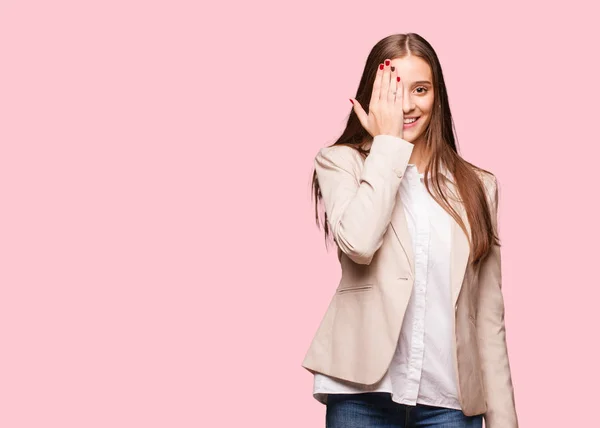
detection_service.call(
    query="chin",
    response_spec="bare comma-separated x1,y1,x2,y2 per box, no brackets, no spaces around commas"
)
407,120,429,140
404,128,426,144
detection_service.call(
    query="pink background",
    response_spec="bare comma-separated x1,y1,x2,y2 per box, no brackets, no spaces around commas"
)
1,1,599,427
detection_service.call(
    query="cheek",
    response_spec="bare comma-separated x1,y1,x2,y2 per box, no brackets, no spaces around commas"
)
421,96,435,112
415,100,433,116
419,114,433,128
420,107,434,122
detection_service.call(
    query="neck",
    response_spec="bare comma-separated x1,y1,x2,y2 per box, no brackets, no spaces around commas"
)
408,139,430,173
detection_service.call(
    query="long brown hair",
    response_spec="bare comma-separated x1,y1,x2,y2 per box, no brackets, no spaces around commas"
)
311,33,499,265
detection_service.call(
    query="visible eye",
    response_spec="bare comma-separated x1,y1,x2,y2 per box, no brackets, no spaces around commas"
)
415,87,428,94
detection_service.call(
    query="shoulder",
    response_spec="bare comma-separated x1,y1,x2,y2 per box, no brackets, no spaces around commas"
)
474,168,497,189
316,143,363,161
314,144,364,175
472,167,499,208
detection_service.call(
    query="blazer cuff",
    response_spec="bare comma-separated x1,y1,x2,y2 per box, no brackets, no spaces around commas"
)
365,134,414,179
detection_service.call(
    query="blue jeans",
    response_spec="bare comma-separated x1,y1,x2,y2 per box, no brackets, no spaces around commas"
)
326,393,483,428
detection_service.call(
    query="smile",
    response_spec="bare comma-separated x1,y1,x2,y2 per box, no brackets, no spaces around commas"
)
403,117,420,128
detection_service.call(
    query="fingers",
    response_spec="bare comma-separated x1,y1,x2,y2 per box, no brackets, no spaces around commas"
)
380,59,391,101
394,73,403,108
371,63,383,105
387,65,398,104
361,59,402,138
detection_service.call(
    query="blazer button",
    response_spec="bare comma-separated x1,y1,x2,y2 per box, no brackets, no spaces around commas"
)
395,170,403,178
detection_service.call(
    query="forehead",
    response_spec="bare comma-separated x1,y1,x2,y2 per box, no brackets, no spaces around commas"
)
390,56,432,82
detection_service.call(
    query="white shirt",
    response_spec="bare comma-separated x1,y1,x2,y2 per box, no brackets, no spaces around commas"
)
312,164,461,410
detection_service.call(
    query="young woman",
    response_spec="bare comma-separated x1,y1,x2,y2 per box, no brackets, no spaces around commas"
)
302,33,519,428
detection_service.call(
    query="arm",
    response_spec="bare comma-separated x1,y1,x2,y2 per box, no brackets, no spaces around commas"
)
476,175,519,428
314,134,414,265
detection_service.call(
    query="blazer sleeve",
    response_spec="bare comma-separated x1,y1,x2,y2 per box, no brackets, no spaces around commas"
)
476,175,519,428
314,134,414,265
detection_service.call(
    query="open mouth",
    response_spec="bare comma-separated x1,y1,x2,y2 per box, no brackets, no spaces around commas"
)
403,117,420,128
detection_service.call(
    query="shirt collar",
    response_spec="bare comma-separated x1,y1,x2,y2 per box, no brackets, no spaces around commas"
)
406,163,453,181
361,139,453,180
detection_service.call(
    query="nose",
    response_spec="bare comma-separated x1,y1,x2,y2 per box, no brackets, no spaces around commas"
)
403,91,415,114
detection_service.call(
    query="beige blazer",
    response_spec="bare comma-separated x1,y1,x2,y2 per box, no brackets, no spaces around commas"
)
301,135,518,428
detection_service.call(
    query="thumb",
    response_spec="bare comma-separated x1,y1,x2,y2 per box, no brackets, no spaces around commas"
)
349,98,367,126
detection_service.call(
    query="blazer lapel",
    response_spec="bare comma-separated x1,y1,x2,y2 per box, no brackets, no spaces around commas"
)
389,171,471,310
448,187,471,309
390,195,414,274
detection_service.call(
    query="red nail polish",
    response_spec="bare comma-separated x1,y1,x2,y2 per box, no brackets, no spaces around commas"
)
379,64,384,70
385,60,390,66
397,76,400,82
349,99,354,105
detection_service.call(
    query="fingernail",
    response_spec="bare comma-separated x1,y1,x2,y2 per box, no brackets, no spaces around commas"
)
349,99,354,105
385,60,390,66
391,66,395,71
379,64,384,70
397,76,400,82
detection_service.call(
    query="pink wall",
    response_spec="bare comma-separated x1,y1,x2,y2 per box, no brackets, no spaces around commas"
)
1,1,598,426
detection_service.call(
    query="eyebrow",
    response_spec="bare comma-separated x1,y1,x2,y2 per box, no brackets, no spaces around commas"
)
411,80,432,85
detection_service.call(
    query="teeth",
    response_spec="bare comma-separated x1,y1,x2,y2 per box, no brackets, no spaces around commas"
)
404,117,418,123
